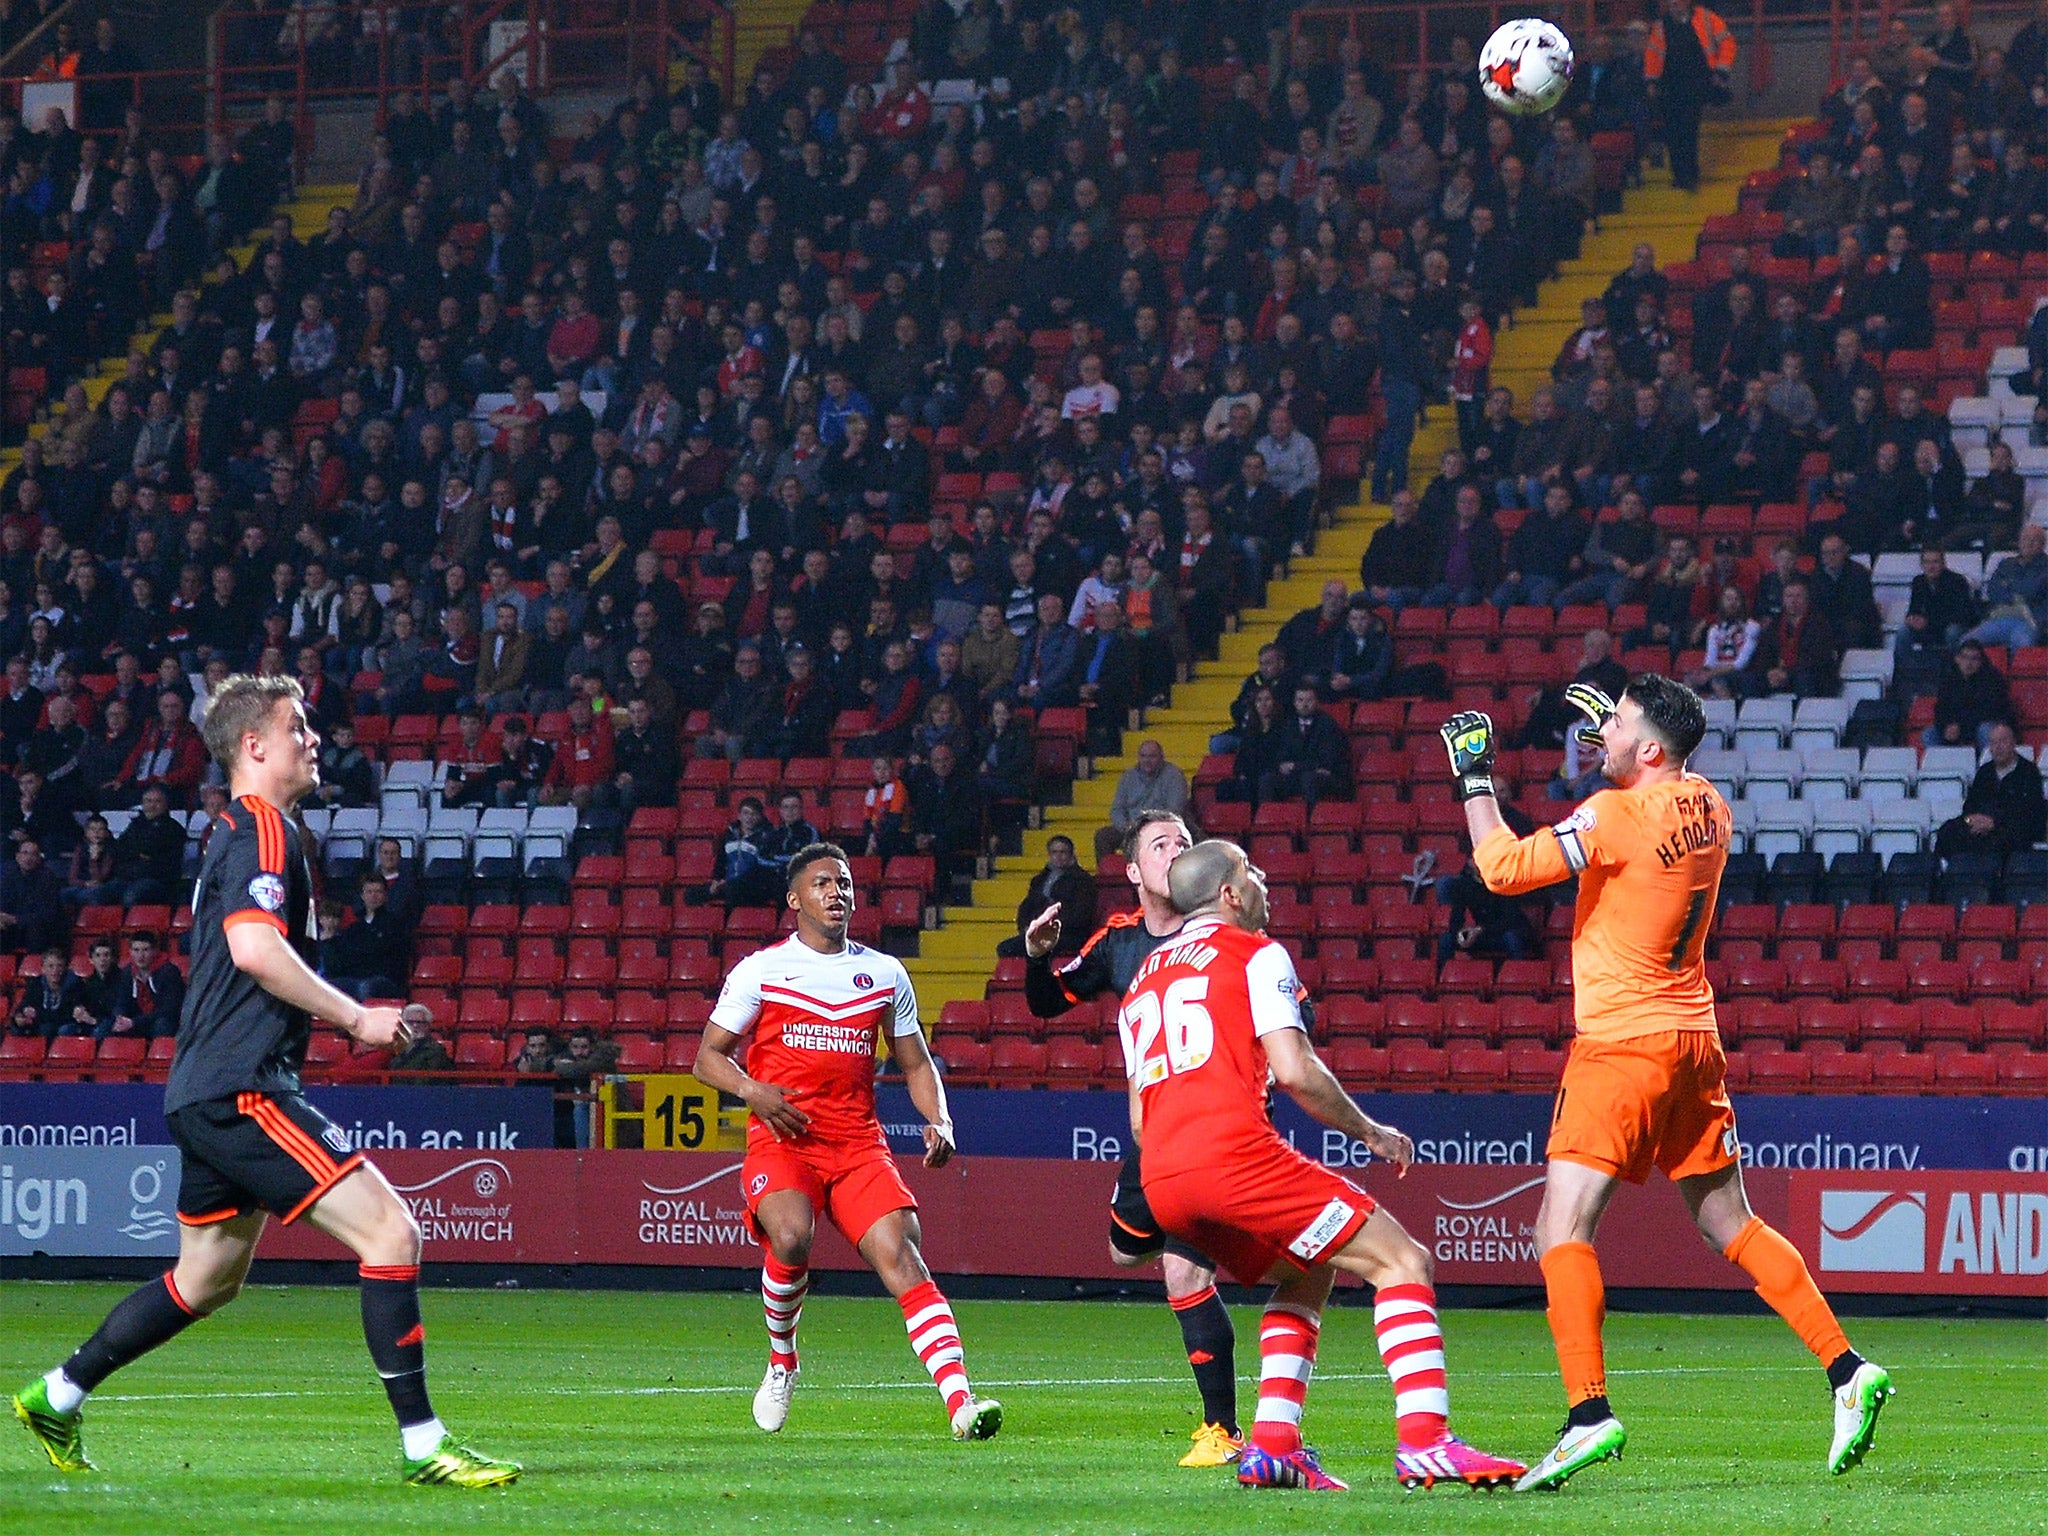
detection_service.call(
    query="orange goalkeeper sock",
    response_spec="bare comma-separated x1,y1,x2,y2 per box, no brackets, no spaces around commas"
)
1724,1216,1851,1366
1539,1241,1608,1408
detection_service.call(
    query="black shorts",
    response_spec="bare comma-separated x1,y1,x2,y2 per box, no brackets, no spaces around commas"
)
1107,1148,1213,1269
167,1091,366,1228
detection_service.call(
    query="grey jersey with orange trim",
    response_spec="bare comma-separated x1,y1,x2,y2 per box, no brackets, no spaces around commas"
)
165,794,319,1114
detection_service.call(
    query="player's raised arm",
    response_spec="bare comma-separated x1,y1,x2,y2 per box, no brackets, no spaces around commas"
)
1440,706,1593,897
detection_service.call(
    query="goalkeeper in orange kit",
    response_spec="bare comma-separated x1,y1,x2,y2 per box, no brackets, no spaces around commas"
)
1439,676,1892,1490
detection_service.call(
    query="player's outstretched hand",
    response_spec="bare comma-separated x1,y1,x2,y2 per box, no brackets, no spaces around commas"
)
746,1082,811,1141
1439,710,1498,802
1361,1121,1416,1175
922,1121,955,1168
1022,902,1062,959
353,1005,410,1049
1563,682,1616,751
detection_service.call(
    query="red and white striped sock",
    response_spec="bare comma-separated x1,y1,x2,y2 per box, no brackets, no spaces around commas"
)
1374,1282,1450,1448
898,1280,972,1417
1251,1303,1321,1455
762,1257,808,1371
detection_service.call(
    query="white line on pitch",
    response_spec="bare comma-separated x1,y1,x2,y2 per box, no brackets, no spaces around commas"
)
94,1359,1986,1406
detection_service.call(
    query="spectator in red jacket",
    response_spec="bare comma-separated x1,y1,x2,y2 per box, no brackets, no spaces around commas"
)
115,690,207,808
542,693,615,809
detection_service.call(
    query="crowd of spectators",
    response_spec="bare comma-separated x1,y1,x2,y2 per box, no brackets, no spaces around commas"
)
13,0,2048,1032
0,4,1669,948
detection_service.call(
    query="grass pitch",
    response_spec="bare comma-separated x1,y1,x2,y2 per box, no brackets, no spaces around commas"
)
0,1281,2037,1535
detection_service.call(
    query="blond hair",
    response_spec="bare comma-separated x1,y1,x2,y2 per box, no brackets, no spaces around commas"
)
200,674,305,771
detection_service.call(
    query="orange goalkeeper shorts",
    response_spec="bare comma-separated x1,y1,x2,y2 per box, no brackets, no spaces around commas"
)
1546,1029,1739,1185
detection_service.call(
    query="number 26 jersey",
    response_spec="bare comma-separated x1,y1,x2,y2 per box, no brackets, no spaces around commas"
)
1116,917,1307,1182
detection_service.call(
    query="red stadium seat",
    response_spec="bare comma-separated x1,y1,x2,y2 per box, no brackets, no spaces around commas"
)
1810,1052,1873,1091
1388,1044,1448,1087
988,1038,1049,1079
1934,1052,1997,1091
1382,997,1442,1044
1996,1052,2048,1091
1504,1044,1564,1088
1745,1050,1811,1089
1326,1043,1389,1086
1869,1052,1935,1091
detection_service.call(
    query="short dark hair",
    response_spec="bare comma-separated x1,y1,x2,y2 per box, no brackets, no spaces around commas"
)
785,841,851,883
1625,674,1707,763
1121,808,1190,863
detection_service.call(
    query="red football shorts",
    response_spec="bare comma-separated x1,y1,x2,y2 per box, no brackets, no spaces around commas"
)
741,1133,917,1248
1142,1138,1377,1286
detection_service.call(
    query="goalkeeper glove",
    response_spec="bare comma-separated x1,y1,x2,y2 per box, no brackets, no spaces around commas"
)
1563,681,1616,752
1440,710,1498,802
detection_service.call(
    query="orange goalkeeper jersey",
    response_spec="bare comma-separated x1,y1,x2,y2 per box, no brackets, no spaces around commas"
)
1473,775,1731,1042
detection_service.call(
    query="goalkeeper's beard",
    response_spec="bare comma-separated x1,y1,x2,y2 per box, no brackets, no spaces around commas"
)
1596,739,1634,787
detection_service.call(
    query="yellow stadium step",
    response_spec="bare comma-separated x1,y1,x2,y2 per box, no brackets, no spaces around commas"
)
731,0,814,81
901,118,1794,1021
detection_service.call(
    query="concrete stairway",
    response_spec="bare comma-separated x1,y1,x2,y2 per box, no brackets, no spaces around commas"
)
903,119,1796,1020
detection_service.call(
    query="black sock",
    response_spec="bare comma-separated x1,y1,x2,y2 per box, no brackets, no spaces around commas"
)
63,1273,203,1391
360,1264,435,1429
1170,1285,1238,1435
1567,1394,1613,1429
1825,1349,1866,1392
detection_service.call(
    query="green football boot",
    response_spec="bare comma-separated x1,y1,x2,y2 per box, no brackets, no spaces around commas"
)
13,1378,93,1472
402,1433,522,1489
1829,1362,1893,1475
1514,1416,1627,1492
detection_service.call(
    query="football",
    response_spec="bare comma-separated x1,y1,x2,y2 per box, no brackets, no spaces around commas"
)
1478,17,1575,116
